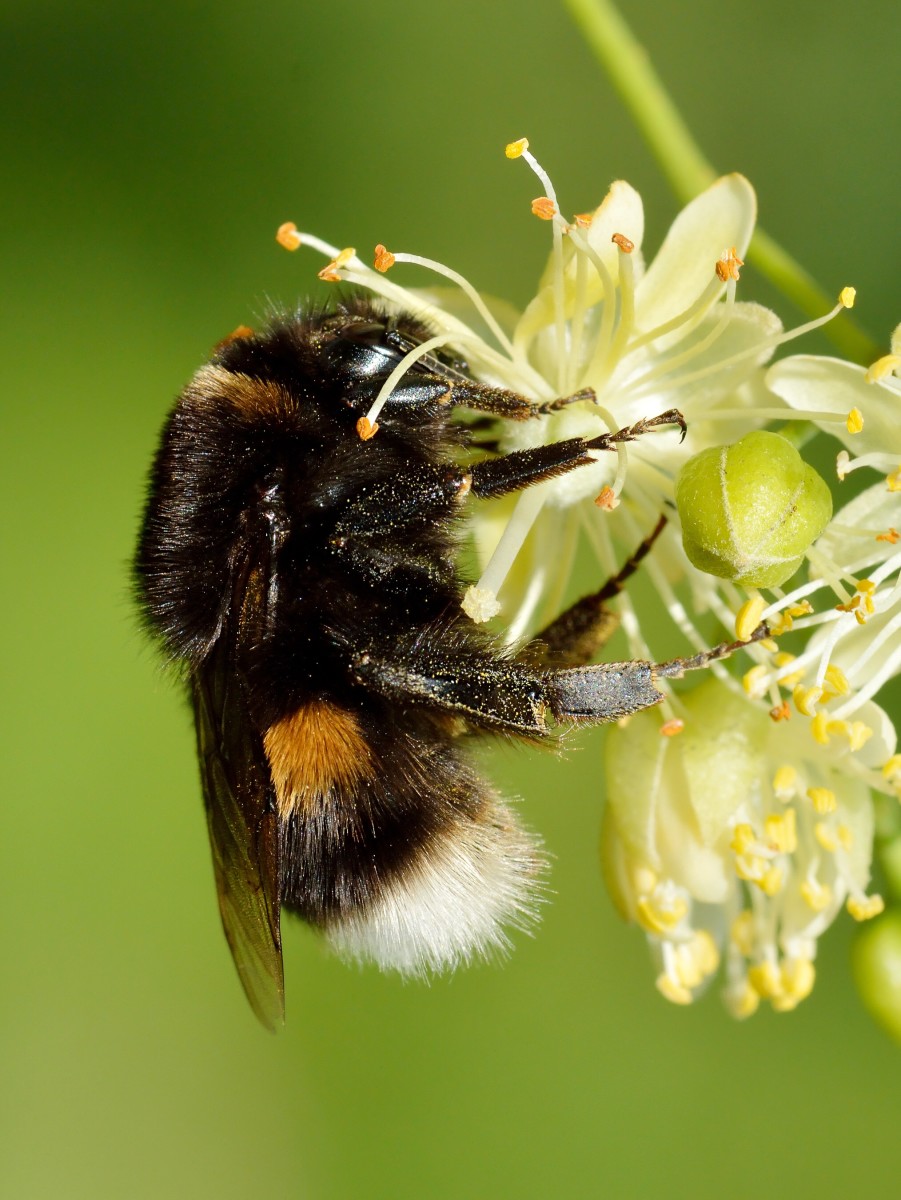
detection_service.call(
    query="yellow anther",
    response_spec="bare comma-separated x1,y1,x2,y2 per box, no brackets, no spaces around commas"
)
531,197,557,220
611,232,635,253
782,957,816,1003
887,468,901,493
730,911,755,958
829,719,873,752
836,824,854,850
793,684,823,716
789,601,814,619
735,595,766,642
674,944,705,989
839,286,856,309
715,247,744,282
866,353,901,383
877,527,900,544
656,972,694,1005
881,755,901,786
730,823,757,856
504,138,529,158
815,821,839,853
847,894,885,921
773,765,797,799
811,711,831,745
758,865,784,896
373,244,395,272
807,786,837,814
748,960,783,999
318,247,356,282
765,809,797,855
801,878,833,912
691,930,720,976
742,664,769,698
774,652,805,687
734,854,764,883
846,408,864,434
769,612,794,636
824,665,850,694
275,221,302,250
725,980,760,1019
636,893,688,935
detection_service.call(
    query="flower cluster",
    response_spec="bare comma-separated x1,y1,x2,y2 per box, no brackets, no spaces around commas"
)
278,140,901,1017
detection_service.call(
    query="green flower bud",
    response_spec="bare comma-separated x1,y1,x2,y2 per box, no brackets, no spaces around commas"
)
852,912,901,1044
674,430,833,588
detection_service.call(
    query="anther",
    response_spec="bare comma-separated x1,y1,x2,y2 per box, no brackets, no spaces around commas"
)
770,700,791,722
594,486,619,511
531,197,557,220
839,286,856,309
276,221,302,250
659,718,685,737
504,138,529,159
715,247,744,282
807,786,837,814
612,232,634,253
373,244,395,272
876,528,900,544
866,354,901,383
846,408,864,434
736,596,766,642
356,417,379,441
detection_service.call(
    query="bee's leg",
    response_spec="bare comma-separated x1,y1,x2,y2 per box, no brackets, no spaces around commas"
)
374,366,596,421
536,516,667,667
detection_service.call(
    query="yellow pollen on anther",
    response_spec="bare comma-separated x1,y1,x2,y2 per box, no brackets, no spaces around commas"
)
815,822,839,853
773,765,797,799
656,973,694,1005
725,980,760,1019
824,665,850,695
811,712,831,745
318,248,356,283
715,247,744,282
866,354,901,383
276,221,302,250
573,212,593,228
846,408,864,434
779,957,816,1006
848,894,885,921
793,684,823,716
748,961,783,999
839,287,856,308
774,652,805,689
659,718,685,738
758,865,784,896
731,911,756,958
531,197,557,220
611,232,634,253
730,823,757,856
504,137,529,159
735,596,766,642
801,878,833,912
691,930,720,976
742,664,769,698
881,755,901,786
373,244,395,272
759,637,779,653
829,719,874,752
807,787,837,814
636,894,688,935
765,809,797,855
877,527,900,544
887,468,901,493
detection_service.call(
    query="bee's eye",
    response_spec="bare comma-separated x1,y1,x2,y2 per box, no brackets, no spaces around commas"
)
321,321,404,379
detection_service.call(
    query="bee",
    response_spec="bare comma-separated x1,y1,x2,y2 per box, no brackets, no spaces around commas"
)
134,297,753,1029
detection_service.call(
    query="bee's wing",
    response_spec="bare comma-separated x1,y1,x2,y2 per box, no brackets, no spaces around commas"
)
191,575,285,1032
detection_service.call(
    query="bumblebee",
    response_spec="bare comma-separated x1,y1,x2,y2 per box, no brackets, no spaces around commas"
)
134,298,750,1029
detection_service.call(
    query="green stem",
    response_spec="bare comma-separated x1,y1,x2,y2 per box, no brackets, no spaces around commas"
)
563,0,881,365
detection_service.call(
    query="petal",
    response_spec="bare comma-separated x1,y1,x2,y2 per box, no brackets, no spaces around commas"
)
635,174,757,333
814,481,901,565
604,708,668,869
767,355,901,456
536,179,646,295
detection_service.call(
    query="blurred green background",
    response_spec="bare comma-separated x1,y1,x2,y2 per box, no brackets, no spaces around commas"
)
3,1,899,1197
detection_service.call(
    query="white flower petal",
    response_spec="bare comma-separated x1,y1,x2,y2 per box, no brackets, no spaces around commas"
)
635,174,757,333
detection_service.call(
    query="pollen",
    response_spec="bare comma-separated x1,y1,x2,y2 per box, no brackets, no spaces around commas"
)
807,786,837,814
715,247,744,282
773,765,797,799
373,244,395,272
847,894,885,921
824,665,850,694
504,137,529,159
356,416,379,441
276,221,302,250
573,212,594,228
887,467,901,493
742,664,769,698
839,286,856,309
793,684,823,716
531,197,557,220
735,595,766,642
876,527,900,544
748,960,783,1000
612,232,634,253
636,893,688,935
656,972,693,1005
659,718,685,738
846,408,864,434
770,700,791,722
801,878,833,912
866,353,901,383
765,809,797,854
318,246,356,282
881,754,901,786
462,585,502,624
594,485,619,510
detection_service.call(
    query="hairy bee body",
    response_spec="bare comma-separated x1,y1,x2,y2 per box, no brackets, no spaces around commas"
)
135,299,702,1028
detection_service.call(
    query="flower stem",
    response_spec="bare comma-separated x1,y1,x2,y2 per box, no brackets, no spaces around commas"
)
562,0,881,365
